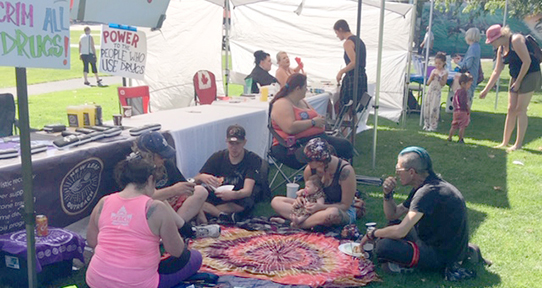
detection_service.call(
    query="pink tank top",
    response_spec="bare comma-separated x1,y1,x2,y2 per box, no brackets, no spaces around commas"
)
272,103,324,146
86,193,161,288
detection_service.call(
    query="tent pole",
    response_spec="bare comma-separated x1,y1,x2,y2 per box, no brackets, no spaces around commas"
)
16,67,38,288
224,0,230,97
419,0,434,126
402,0,418,127
372,0,386,169
350,0,362,154
494,0,508,110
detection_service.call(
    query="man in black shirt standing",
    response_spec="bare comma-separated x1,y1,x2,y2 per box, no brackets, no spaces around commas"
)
359,146,469,275
195,125,263,223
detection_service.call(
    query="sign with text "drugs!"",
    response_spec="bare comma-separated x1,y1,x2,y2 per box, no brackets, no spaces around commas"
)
0,0,70,69
99,25,147,80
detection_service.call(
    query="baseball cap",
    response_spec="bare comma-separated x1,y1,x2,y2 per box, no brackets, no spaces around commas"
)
137,131,176,158
485,24,502,44
298,138,333,163
226,125,246,142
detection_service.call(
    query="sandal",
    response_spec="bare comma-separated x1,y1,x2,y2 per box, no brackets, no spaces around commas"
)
84,81,90,85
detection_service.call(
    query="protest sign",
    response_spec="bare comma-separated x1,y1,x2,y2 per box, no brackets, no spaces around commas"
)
0,0,70,69
99,25,147,80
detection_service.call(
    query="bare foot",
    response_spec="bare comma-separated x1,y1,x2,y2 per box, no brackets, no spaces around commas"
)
269,217,286,224
506,145,521,152
290,216,301,227
493,143,508,149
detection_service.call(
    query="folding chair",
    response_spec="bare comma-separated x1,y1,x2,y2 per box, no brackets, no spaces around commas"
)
267,103,307,192
118,86,151,115
193,70,217,105
0,93,17,137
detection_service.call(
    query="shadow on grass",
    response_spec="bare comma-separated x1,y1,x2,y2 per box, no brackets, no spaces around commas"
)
354,119,510,209
468,109,542,147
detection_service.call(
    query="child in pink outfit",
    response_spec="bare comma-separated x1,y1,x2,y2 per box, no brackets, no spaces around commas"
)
448,73,474,143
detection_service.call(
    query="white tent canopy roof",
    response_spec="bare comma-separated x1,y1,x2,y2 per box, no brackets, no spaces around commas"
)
204,0,413,16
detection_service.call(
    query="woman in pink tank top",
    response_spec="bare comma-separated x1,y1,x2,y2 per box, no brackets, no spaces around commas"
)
270,73,354,169
86,153,202,288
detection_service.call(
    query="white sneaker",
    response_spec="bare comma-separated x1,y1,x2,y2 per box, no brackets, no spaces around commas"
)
194,224,221,238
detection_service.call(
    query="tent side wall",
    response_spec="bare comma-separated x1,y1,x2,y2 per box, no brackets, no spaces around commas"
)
134,0,224,110
230,0,413,122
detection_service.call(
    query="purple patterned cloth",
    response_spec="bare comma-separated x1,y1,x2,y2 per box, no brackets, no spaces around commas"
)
0,228,85,272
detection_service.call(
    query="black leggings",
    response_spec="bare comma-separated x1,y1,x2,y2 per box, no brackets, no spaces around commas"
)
270,134,353,169
374,221,444,271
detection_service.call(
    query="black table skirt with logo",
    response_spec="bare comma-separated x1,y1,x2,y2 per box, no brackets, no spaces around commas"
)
0,138,133,234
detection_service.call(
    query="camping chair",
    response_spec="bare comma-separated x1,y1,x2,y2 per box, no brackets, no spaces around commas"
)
267,103,307,192
0,93,17,137
118,86,151,116
326,92,372,150
193,70,218,105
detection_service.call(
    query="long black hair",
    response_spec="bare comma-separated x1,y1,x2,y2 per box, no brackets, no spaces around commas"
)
270,73,307,104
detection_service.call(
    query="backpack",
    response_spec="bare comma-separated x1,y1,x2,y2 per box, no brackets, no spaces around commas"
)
525,34,542,64
477,61,484,85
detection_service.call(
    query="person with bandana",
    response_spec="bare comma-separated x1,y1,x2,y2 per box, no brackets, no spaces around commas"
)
359,147,470,278
271,138,357,229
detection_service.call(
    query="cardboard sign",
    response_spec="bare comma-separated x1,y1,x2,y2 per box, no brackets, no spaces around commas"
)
99,25,147,80
0,0,70,69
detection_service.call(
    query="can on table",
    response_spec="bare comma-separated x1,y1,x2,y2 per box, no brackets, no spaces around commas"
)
36,215,48,237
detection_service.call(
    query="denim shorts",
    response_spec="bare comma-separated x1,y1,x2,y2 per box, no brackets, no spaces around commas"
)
346,204,357,224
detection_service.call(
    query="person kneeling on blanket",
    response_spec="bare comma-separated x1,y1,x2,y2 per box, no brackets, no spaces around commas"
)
359,146,477,281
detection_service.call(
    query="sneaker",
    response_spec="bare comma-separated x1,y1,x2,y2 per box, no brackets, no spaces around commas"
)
381,262,414,274
194,224,221,238
458,139,465,144
84,81,90,86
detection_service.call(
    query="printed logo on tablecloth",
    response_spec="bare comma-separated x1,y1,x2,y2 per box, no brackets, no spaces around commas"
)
60,158,104,215
8,228,73,247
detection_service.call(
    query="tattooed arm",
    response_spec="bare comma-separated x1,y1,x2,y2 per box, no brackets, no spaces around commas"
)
304,161,356,214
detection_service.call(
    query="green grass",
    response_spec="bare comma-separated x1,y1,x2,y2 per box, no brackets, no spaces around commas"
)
3,62,542,287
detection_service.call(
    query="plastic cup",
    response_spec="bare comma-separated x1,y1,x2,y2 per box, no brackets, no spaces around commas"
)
286,183,299,198
122,106,132,118
113,114,122,126
260,86,269,102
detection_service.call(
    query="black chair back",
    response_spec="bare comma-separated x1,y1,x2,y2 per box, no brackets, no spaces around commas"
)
0,93,16,137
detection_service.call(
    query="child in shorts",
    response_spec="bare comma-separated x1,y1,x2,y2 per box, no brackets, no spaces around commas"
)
448,73,473,143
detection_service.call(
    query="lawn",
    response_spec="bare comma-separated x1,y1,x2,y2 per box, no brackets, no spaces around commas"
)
2,61,542,287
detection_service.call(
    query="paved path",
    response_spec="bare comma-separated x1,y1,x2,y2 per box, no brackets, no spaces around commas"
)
0,76,123,97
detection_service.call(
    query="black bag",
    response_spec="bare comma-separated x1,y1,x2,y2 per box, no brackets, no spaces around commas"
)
407,90,420,111
477,61,484,85
525,34,542,64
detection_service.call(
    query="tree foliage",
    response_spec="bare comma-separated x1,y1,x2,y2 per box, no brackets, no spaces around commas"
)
435,0,542,19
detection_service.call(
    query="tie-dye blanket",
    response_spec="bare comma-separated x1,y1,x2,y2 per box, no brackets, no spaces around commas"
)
189,227,379,287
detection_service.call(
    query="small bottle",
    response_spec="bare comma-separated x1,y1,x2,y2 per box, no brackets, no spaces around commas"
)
363,222,377,260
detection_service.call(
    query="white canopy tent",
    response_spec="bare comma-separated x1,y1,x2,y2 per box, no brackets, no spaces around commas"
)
136,0,414,123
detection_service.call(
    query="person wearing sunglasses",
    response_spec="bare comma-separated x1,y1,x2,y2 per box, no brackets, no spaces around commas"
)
359,147,471,279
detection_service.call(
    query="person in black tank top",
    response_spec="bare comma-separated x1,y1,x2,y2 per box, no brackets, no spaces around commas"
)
333,19,368,112
480,24,541,152
270,138,357,229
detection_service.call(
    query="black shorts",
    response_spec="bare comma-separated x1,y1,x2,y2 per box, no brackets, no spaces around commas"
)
206,188,255,211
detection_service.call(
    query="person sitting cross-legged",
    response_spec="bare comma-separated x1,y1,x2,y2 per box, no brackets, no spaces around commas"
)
194,124,263,224
135,131,219,238
359,147,473,279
